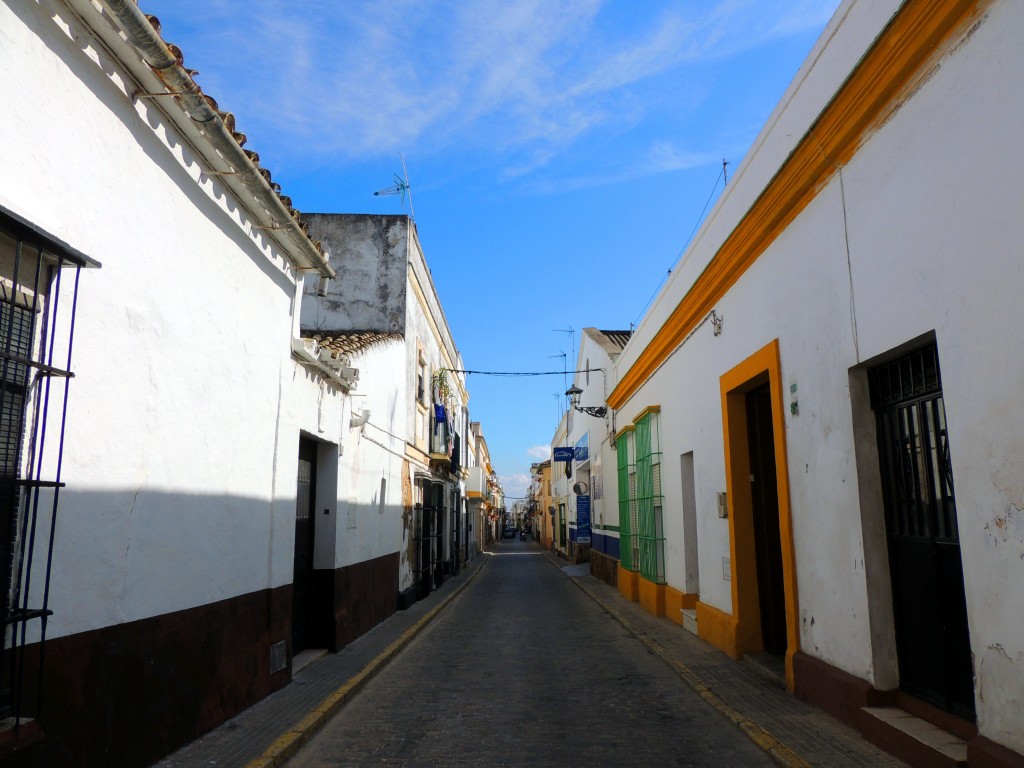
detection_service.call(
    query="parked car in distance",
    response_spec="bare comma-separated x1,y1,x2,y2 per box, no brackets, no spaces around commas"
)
502,527,517,539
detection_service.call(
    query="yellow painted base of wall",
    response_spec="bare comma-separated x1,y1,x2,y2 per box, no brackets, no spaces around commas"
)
665,587,699,625
617,566,639,602
638,578,665,617
696,601,742,659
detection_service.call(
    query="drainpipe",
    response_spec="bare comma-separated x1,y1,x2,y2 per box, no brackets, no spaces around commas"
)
97,0,334,279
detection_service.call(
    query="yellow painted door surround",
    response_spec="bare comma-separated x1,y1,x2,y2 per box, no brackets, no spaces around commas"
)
697,339,800,691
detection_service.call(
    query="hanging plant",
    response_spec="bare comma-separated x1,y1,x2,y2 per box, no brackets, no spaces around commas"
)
431,368,454,407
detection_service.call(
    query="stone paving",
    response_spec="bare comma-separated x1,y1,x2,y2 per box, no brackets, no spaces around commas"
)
287,542,775,767
152,559,485,768
152,539,908,768
566,567,906,768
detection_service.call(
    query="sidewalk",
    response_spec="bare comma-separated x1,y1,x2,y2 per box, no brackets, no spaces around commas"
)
550,553,907,768
152,556,487,768
153,548,905,768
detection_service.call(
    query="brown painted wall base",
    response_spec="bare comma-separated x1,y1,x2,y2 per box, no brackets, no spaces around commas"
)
969,737,1024,768
589,550,618,588
5,584,291,768
793,651,1024,768
793,650,888,725
313,551,399,651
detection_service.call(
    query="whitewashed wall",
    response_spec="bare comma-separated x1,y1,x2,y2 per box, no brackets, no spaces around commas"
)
0,0,329,640
570,331,617,541
333,340,408,575
612,0,1024,751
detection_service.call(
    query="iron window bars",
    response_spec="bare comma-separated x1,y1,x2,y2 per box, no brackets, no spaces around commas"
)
616,431,638,571
635,412,666,584
869,343,957,542
616,412,666,582
0,206,98,732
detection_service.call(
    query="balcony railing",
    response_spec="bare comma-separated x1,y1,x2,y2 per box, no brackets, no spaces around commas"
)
428,409,451,463
466,466,486,498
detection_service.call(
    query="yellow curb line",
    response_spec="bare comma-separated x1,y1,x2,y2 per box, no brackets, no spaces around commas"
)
557,561,811,768
244,560,487,768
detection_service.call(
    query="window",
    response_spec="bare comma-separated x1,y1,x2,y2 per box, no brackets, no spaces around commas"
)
0,208,96,726
617,429,637,571
617,410,665,582
417,355,427,405
636,410,666,583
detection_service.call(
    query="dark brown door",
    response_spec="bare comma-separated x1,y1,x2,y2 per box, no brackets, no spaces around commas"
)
871,344,974,720
292,439,317,654
746,384,787,656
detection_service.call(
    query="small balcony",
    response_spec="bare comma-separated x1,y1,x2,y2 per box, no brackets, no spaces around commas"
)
428,411,452,464
467,466,486,498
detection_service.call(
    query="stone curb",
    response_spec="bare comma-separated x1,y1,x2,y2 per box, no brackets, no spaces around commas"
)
243,559,488,768
550,555,811,768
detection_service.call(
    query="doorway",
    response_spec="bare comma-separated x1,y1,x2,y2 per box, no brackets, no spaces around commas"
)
292,438,318,654
869,343,974,720
711,340,798,689
414,480,444,598
746,384,786,656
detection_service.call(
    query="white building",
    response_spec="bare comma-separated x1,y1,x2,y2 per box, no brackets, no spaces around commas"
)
302,214,473,610
559,329,630,572
601,1,1024,766
0,3,478,766
466,421,503,551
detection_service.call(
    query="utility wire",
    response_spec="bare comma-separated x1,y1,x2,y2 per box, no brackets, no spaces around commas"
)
446,368,603,377
631,164,727,328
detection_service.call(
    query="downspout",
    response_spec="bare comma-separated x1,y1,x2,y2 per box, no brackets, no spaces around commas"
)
97,0,334,279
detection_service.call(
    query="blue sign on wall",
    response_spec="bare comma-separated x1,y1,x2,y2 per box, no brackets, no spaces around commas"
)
574,432,589,463
576,495,591,544
553,447,574,462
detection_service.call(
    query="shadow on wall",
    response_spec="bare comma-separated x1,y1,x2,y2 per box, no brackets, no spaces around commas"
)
6,489,400,768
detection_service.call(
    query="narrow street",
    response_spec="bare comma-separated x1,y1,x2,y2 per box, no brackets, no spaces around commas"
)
286,539,774,767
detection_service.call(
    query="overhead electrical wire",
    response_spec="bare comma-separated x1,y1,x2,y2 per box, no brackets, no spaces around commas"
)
631,162,728,328
445,368,602,377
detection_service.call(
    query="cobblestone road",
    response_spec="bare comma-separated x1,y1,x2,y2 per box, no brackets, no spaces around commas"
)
286,541,775,767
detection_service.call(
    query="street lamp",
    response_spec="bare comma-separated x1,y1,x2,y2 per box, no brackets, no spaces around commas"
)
565,385,607,418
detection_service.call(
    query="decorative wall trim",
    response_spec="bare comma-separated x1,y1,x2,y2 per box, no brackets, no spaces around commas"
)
608,0,987,410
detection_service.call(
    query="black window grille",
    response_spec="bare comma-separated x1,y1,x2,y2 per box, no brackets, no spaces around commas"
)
0,206,98,736
869,343,956,542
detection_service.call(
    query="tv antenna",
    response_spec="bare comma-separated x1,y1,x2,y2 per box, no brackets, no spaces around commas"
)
373,153,415,221
548,349,569,392
552,327,575,384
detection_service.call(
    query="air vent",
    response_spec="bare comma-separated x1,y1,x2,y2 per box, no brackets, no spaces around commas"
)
270,640,287,674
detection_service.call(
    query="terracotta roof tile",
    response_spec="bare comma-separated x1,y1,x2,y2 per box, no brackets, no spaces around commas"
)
139,12,326,264
598,330,632,349
309,331,403,356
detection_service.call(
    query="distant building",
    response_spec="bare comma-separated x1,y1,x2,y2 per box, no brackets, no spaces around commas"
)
529,459,553,548
302,214,473,609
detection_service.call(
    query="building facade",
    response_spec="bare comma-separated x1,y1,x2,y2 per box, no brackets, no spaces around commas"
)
600,1,1024,765
302,214,474,609
1,0,341,764
0,4,493,766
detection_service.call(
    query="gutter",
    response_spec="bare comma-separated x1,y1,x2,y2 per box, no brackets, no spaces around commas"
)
97,0,335,279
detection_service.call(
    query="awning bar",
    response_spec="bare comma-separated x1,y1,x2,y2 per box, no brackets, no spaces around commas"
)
0,205,102,269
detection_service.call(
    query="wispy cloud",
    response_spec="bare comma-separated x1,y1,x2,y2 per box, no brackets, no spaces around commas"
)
156,0,838,185
500,473,531,499
527,444,551,460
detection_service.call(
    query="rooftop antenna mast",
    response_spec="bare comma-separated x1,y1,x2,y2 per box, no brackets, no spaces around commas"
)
552,327,575,390
373,153,415,221
547,350,568,396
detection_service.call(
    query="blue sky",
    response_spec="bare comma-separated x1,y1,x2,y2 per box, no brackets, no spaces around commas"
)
146,0,840,499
